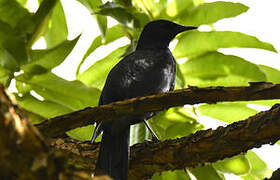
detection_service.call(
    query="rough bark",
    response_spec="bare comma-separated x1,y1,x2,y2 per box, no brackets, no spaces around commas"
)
36,82,280,138
0,85,93,180
2,83,280,179
50,104,280,179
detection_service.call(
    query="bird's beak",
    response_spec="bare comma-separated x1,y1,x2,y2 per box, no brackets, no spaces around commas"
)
180,25,197,32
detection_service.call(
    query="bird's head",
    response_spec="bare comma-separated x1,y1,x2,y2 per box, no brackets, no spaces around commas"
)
136,20,197,50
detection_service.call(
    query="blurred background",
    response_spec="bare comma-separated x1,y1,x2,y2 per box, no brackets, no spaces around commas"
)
36,0,280,175
4,0,280,179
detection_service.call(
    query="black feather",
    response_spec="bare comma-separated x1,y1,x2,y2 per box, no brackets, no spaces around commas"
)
92,20,197,180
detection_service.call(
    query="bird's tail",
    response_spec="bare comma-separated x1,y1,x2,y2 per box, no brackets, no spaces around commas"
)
95,126,130,180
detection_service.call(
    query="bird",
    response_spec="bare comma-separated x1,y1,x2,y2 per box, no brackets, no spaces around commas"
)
91,20,197,180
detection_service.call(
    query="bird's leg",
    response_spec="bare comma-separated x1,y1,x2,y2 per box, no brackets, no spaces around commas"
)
91,122,102,143
143,119,160,142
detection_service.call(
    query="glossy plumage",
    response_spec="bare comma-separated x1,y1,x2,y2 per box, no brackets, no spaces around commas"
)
92,20,197,180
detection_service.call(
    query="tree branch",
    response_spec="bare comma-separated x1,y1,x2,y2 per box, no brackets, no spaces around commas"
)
0,85,94,180
266,168,280,180
36,82,280,138
50,104,280,179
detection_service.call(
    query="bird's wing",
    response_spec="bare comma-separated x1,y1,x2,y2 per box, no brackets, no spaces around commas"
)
102,49,176,104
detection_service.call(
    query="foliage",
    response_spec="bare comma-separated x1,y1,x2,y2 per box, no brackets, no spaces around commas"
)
0,0,279,179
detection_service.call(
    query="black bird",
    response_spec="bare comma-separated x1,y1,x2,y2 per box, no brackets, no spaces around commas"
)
91,20,197,180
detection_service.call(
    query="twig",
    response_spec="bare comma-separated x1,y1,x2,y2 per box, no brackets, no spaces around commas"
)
36,82,280,138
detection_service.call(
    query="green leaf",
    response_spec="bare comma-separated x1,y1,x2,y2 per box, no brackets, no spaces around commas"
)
16,72,101,110
115,0,132,7
95,2,143,29
149,107,203,140
0,46,20,72
76,24,125,76
178,52,266,87
258,65,280,83
176,2,248,26
198,102,258,123
213,155,251,175
16,93,73,118
96,15,107,39
0,21,28,68
247,100,280,107
66,125,95,141
166,0,194,18
0,66,12,87
78,45,128,88
165,120,203,139
15,0,28,6
44,1,68,48
29,0,58,46
76,0,103,12
130,123,149,145
174,31,277,58
192,0,204,6
189,164,225,180
151,169,191,180
134,0,168,19
23,35,80,74
76,0,107,38
0,0,32,29
224,99,280,108
15,80,32,94
242,151,272,180
24,110,46,125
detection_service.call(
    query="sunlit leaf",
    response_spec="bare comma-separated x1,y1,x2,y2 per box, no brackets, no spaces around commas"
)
16,72,100,110
258,65,280,83
198,102,258,123
96,2,148,29
76,0,103,11
192,0,204,6
176,2,248,26
188,164,225,180
166,121,203,139
166,0,194,18
241,151,272,180
76,0,107,38
78,45,128,89
29,0,58,46
15,80,32,94
213,155,251,175
151,169,191,180
174,31,277,58
16,93,73,118
44,1,68,48
15,0,28,6
246,100,280,107
149,107,202,140
134,0,168,18
66,125,95,141
96,15,108,39
23,35,80,74
76,25,125,76
178,52,266,87
130,123,149,145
